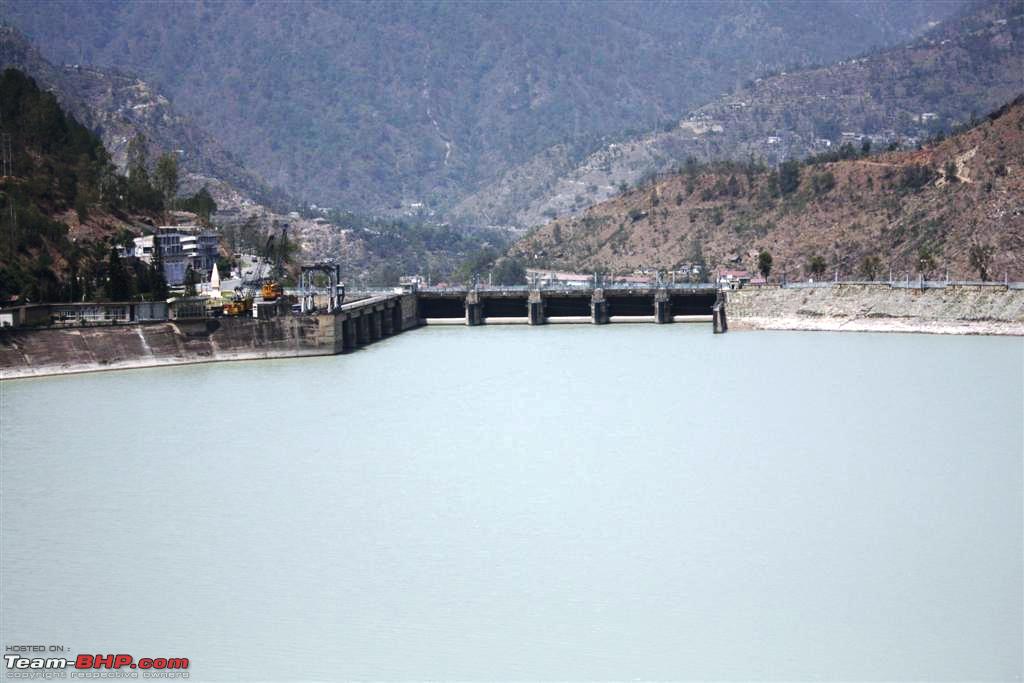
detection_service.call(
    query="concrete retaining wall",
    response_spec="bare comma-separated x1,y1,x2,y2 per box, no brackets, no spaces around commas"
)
1,293,422,379
0,316,330,379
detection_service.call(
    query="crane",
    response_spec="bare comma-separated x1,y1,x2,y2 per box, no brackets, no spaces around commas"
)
259,225,287,302
223,232,277,316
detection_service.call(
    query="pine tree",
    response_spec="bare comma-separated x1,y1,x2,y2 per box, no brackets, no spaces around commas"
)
154,152,179,219
757,250,773,282
107,247,132,301
184,265,197,297
150,239,169,300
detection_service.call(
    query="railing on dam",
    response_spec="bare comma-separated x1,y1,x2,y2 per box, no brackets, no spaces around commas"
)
416,283,719,294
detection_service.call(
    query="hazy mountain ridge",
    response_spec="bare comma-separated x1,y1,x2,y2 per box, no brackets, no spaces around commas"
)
0,0,966,216
0,26,290,213
511,95,1024,280
0,28,503,284
457,0,1024,228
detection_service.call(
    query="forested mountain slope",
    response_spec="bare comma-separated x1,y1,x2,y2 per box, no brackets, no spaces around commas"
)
0,68,169,301
0,0,964,215
0,26,284,209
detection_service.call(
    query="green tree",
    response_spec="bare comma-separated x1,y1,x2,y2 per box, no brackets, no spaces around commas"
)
183,265,198,297
725,174,741,197
808,255,827,279
811,171,835,195
453,247,498,285
126,133,149,180
917,247,937,278
968,243,994,281
154,152,180,218
150,241,169,300
899,164,936,191
178,186,217,222
107,247,132,301
125,134,162,212
859,254,882,281
490,256,526,285
778,160,801,195
757,250,773,282
943,160,959,183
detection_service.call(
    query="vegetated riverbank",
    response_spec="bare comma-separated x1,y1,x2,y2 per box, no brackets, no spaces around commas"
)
726,283,1024,336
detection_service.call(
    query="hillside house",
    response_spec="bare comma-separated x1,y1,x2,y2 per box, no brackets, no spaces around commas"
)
718,269,751,289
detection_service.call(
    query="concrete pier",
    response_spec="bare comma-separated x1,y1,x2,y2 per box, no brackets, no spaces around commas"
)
317,293,419,354
655,289,671,323
528,290,545,325
713,301,728,334
413,285,720,329
591,289,609,324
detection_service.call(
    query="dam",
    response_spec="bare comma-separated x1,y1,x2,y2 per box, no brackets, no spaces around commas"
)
0,285,725,378
416,284,724,329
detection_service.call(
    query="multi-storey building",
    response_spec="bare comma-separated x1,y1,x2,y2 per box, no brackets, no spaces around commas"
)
119,225,221,286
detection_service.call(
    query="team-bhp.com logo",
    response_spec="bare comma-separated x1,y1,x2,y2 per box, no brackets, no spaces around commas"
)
5,653,189,675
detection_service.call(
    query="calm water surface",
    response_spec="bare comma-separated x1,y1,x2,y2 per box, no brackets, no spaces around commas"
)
1,325,1022,681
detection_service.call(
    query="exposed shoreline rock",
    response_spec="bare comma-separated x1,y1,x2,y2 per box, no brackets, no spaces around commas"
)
726,283,1024,336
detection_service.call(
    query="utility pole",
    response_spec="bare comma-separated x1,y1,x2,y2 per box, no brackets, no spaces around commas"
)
0,133,12,178
7,199,16,258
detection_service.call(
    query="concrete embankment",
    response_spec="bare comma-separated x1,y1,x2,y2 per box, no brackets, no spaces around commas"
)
0,316,332,379
0,293,421,379
726,283,1024,336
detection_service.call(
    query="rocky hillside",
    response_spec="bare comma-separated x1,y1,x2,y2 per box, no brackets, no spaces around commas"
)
0,0,964,215
0,26,285,210
0,28,506,284
458,0,1024,227
0,68,165,301
511,96,1024,281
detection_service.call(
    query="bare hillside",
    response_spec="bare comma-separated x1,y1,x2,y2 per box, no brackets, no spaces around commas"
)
512,97,1024,280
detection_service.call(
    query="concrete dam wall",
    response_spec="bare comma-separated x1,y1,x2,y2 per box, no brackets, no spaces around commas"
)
727,283,1024,335
0,316,331,379
0,293,421,379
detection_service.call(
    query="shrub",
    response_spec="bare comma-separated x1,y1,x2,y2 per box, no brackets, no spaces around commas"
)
943,161,959,183
811,171,836,195
898,164,936,191
778,160,800,195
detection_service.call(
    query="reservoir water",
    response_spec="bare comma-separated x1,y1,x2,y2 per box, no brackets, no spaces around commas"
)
1,325,1021,681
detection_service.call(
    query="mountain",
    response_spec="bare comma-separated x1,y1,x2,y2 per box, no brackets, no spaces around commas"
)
0,26,285,210
0,67,167,301
510,96,1024,281
457,0,1024,227
0,27,510,285
0,0,965,216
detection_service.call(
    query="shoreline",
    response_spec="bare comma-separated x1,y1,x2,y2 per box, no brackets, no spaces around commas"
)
4,317,1021,381
730,316,1024,336
0,347,334,381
